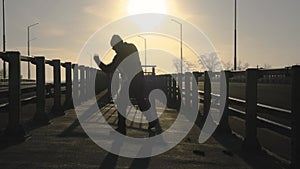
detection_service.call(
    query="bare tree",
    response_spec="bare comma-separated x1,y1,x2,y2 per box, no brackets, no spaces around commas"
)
262,63,272,69
257,63,272,69
222,61,233,70
173,58,196,73
237,60,250,70
173,59,181,73
198,52,223,71
221,60,250,71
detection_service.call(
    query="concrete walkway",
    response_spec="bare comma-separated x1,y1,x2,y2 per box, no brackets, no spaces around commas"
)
0,100,288,169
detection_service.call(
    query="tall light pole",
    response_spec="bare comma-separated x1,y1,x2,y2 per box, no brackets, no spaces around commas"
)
27,22,39,79
234,0,237,70
171,19,183,74
137,35,147,72
2,0,6,79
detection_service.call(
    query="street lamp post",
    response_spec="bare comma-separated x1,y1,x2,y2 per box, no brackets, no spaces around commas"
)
171,19,183,74
2,0,6,79
27,22,39,80
138,35,147,72
234,0,237,70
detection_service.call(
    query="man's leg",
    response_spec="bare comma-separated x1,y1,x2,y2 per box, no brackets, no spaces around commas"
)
115,88,128,135
137,92,162,136
116,111,126,135
131,74,162,136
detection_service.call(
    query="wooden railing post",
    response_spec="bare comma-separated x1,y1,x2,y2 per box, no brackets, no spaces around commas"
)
291,65,300,169
169,75,174,105
32,56,49,124
90,68,97,97
192,72,200,111
79,66,86,101
62,62,73,109
50,59,64,116
243,68,261,150
168,75,172,102
85,67,92,99
177,73,182,110
185,72,192,108
2,52,25,137
86,67,90,98
152,67,155,76
216,71,232,134
203,71,211,118
166,75,173,108
162,76,166,104
172,76,178,107
72,64,79,105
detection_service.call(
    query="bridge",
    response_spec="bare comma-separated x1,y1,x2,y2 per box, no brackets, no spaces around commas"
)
0,51,299,169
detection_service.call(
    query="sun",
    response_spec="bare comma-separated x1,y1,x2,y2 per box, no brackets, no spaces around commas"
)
127,0,167,15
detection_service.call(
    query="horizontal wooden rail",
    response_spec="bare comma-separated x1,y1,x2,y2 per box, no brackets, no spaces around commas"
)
198,89,292,136
0,84,67,112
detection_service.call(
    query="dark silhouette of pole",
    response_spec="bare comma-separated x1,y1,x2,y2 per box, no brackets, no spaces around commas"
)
138,35,147,72
234,0,237,70
27,22,39,79
171,19,183,74
180,23,183,73
2,0,6,79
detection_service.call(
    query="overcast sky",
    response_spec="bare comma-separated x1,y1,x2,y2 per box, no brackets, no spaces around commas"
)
1,0,300,72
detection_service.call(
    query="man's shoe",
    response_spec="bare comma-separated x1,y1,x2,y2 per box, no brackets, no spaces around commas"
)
148,125,162,137
148,127,155,137
115,127,126,135
155,125,162,135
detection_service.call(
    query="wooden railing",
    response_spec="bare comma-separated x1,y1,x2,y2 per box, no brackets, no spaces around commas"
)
155,67,299,169
1,51,299,168
0,51,107,137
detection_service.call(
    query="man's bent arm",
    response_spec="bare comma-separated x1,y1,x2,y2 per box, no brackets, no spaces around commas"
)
97,56,119,73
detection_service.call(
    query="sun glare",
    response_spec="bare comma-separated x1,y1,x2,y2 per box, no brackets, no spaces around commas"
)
127,0,167,15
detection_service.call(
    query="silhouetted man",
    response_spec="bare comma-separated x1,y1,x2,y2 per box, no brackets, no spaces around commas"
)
94,34,161,136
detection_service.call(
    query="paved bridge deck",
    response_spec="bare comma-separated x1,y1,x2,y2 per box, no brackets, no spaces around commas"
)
0,97,288,169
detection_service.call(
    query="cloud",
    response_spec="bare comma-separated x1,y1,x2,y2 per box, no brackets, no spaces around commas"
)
83,5,108,19
42,27,66,37
11,46,77,62
83,0,130,20
47,28,66,37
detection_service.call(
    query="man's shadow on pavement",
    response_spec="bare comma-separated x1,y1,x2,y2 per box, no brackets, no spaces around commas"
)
99,136,152,169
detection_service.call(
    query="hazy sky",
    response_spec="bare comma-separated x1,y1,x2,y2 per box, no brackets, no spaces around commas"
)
1,0,300,72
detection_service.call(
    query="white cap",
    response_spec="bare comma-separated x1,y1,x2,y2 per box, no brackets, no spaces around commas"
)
110,34,123,47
